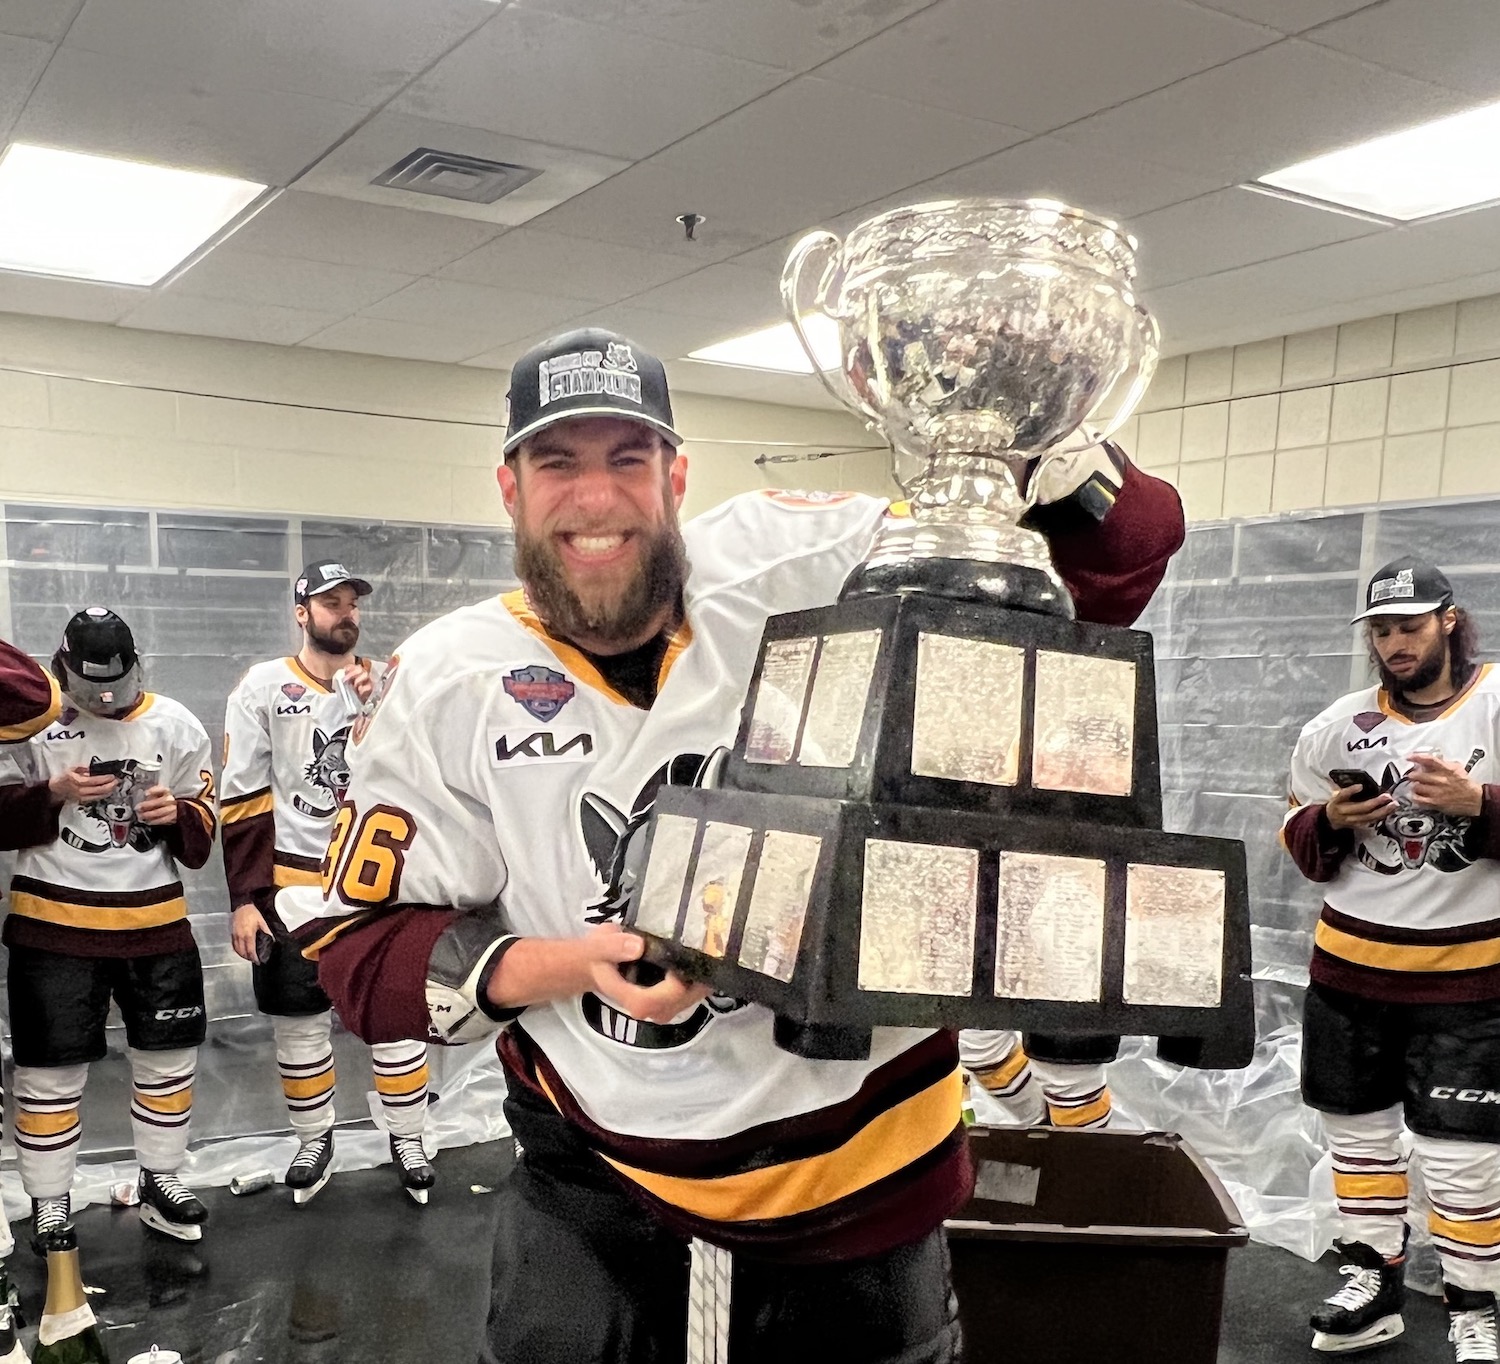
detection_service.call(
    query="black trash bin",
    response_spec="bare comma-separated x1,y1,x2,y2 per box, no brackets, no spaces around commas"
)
948,1124,1248,1364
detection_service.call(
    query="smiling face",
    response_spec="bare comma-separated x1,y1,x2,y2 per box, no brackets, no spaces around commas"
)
498,415,689,654
1369,608,1454,696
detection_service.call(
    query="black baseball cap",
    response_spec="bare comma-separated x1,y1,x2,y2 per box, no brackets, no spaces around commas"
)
295,561,373,605
503,328,682,457
1352,556,1455,622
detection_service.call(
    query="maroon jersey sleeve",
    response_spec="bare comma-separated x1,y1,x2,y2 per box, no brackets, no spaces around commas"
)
309,907,460,1043
0,782,63,852
1282,802,1354,881
0,641,60,744
1043,457,1185,629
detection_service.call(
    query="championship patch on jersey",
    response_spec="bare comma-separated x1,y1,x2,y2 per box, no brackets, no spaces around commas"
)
1352,711,1386,733
504,665,575,722
758,489,859,510
281,682,307,702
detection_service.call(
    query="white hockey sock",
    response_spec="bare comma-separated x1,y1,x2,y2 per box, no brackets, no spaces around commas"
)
14,1064,88,1200
1414,1133,1500,1293
274,1013,336,1140
1324,1107,1408,1261
129,1047,196,1173
960,1030,1045,1126
1032,1059,1111,1130
371,1040,429,1139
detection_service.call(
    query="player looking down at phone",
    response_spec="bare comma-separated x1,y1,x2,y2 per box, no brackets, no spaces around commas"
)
1284,557,1500,1361
0,608,217,1253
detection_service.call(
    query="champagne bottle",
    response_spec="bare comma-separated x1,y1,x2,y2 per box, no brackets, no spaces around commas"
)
33,1227,108,1364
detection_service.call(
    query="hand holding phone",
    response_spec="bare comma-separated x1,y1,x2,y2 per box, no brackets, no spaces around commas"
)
1328,768,1382,802
1325,768,1394,829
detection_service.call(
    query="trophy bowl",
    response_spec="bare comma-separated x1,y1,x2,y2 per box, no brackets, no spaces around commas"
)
783,198,1160,612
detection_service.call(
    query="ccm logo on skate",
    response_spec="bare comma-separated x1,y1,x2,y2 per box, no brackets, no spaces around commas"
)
1429,1087,1500,1102
489,728,595,767
153,1007,204,1021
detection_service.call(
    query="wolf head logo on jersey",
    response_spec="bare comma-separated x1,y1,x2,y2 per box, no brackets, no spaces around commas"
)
305,726,352,801
1355,753,1485,875
578,751,724,924
68,758,158,853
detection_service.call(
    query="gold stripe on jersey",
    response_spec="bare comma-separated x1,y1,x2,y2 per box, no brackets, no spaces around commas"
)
502,591,694,705
1315,919,1500,973
0,672,61,742
561,1065,962,1224
221,788,273,823
274,861,322,888
183,798,216,836
121,693,156,721
1376,662,1493,726
9,886,187,933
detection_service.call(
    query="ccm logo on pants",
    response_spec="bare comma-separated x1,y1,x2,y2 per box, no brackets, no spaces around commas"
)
1430,1087,1500,1103
153,1007,204,1021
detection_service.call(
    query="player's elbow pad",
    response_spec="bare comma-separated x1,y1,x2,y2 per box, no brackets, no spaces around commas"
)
425,907,524,1046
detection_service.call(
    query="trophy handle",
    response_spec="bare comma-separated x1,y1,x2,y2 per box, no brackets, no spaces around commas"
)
780,230,880,426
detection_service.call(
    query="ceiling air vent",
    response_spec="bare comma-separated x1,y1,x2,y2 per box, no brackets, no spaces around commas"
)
371,148,543,205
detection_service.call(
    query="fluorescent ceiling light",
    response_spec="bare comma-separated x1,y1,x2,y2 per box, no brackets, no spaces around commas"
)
1257,99,1500,222
0,144,266,286
690,314,841,374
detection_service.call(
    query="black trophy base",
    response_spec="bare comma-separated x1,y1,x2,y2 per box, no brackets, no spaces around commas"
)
772,1016,873,1061
841,556,1074,617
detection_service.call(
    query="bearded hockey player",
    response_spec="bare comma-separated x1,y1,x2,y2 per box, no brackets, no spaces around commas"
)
1285,558,1500,1361
0,609,215,1250
220,564,434,1205
282,327,1185,1363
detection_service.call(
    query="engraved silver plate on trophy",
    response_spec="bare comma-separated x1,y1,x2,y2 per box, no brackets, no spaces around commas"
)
993,851,1106,1002
634,814,700,937
797,629,883,768
912,633,1024,785
680,822,754,958
738,830,823,982
1123,864,1226,1007
745,636,817,765
1032,652,1136,795
858,840,978,995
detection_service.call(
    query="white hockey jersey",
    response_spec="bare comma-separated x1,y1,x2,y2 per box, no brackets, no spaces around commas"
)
284,490,969,1253
0,693,215,956
1284,663,1500,1001
220,655,378,908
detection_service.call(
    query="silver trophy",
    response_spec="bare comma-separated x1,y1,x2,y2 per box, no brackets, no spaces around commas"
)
628,198,1253,1066
782,197,1159,615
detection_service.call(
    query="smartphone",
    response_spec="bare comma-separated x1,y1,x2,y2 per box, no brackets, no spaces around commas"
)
1329,768,1383,802
87,757,127,778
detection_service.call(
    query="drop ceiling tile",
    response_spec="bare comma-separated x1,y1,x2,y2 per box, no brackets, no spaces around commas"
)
63,0,494,106
634,78,1028,242
0,0,83,41
13,46,367,183
302,316,517,365
1186,0,1382,34
1059,39,1470,182
120,294,341,345
0,33,51,136
1133,186,1381,288
363,278,582,343
1306,0,1500,97
438,229,701,303
0,271,142,323
294,111,629,226
563,305,743,360
517,0,936,72
393,5,787,161
167,248,415,314
818,0,1277,133
461,341,534,372
222,191,503,274
629,264,786,325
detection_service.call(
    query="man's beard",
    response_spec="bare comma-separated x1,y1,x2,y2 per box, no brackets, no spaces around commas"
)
516,517,688,649
308,620,359,655
1378,638,1448,697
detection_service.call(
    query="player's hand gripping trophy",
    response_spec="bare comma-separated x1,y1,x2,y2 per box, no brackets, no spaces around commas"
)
629,198,1253,1067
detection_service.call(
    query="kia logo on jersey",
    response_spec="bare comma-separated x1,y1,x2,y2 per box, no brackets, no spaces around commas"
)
503,665,575,721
